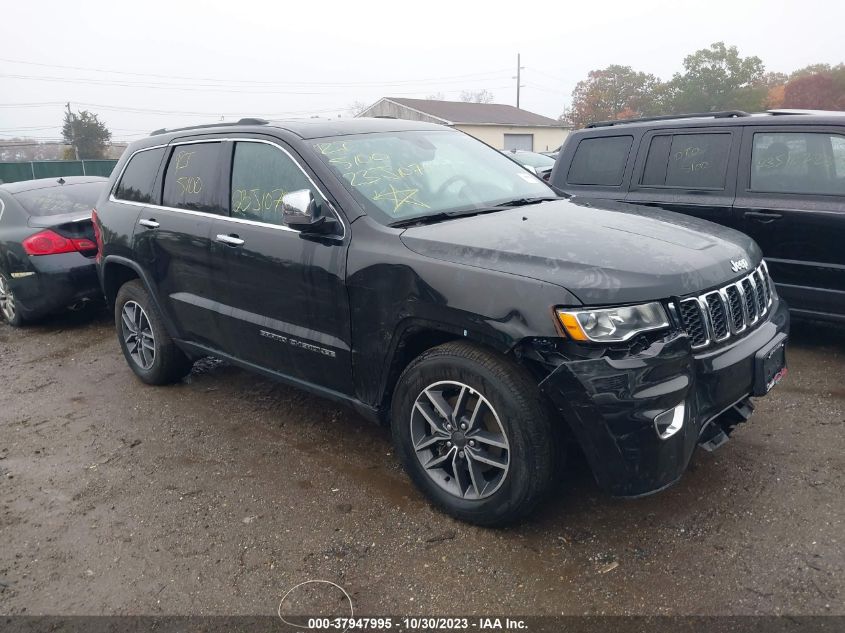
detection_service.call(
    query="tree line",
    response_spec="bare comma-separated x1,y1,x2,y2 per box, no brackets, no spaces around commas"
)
565,41,845,128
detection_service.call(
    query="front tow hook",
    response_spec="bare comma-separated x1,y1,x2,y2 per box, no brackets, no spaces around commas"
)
698,398,755,452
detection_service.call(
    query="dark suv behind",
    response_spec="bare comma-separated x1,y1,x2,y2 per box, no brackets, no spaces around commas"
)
550,110,845,324
94,118,789,525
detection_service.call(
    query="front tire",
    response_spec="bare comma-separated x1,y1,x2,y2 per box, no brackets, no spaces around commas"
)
391,341,558,526
0,272,24,327
115,280,192,385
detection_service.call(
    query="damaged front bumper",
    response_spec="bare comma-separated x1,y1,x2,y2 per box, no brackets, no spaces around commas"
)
535,298,790,497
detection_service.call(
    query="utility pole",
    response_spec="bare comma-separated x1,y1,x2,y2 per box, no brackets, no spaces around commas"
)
513,53,525,109
65,102,79,160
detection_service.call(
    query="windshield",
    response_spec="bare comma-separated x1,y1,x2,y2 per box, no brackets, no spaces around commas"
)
312,130,556,224
12,182,104,217
507,151,556,169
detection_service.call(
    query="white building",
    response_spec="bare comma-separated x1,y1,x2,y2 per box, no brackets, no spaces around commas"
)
358,97,569,152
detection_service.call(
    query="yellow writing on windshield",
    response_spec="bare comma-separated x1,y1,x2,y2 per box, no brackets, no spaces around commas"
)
315,141,349,156
343,163,425,188
314,142,432,212
373,184,430,213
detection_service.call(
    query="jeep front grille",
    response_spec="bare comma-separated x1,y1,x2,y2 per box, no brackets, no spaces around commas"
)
678,262,774,350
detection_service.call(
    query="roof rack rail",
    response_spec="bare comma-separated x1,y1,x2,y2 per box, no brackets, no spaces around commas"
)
150,117,269,136
766,109,824,116
586,110,750,128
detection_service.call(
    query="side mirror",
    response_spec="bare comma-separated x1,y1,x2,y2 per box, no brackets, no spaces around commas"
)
282,189,326,230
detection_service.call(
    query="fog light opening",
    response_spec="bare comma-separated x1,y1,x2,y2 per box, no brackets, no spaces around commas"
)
654,402,685,440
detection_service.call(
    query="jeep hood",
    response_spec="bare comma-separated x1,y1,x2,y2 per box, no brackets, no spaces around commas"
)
399,198,762,305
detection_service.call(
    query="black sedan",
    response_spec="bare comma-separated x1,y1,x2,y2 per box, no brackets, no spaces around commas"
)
0,176,106,326
500,149,556,181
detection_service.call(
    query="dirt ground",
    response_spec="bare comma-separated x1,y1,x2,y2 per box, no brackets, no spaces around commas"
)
0,308,842,617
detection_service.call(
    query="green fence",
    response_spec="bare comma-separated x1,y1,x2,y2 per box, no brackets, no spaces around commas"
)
0,159,118,184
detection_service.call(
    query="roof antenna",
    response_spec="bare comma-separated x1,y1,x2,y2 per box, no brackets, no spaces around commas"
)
57,177,65,185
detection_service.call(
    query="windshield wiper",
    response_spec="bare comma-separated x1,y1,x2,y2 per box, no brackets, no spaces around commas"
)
388,197,560,228
493,196,559,208
389,207,502,228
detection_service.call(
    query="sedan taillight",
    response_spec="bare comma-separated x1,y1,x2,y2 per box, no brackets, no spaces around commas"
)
22,229,97,256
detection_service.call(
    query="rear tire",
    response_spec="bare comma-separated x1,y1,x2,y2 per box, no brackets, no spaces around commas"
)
0,272,24,327
391,341,558,526
115,280,192,385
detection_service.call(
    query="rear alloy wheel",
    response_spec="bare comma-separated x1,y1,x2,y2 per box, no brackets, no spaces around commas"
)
115,280,192,385
0,273,24,327
392,341,558,526
120,300,156,370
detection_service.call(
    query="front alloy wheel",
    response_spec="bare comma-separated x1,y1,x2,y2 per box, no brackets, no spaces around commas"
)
411,381,510,500
391,341,558,526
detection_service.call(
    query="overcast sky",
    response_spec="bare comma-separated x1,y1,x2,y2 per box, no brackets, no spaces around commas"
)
1,0,843,143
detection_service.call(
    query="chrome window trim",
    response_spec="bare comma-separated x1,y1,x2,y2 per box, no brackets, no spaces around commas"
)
110,143,169,200
0,198,5,224
108,137,347,240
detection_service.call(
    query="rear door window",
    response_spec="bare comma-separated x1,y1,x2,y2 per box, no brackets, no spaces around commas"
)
229,141,316,226
162,142,226,214
566,136,633,186
641,133,732,189
114,147,165,203
751,131,845,195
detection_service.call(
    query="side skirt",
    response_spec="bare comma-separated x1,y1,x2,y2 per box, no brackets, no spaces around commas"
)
176,339,381,424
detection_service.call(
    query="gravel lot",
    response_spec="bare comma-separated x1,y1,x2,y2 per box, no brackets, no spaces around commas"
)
0,308,842,616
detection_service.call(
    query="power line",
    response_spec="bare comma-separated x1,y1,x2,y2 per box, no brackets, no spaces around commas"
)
528,67,569,83
0,125,59,132
0,101,67,108
74,102,350,117
525,83,569,95
0,125,164,133
0,57,512,87
0,73,513,97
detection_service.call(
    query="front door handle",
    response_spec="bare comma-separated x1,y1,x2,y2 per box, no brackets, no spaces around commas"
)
744,210,783,223
138,218,159,229
216,233,245,247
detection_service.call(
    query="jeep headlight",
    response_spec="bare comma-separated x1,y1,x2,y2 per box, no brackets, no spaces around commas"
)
556,302,669,343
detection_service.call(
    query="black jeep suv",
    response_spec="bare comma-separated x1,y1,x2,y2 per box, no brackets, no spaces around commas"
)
551,110,845,324
94,117,789,525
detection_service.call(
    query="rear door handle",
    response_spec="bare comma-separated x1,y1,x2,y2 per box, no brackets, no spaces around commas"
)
744,210,783,223
138,218,159,229
216,234,245,247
